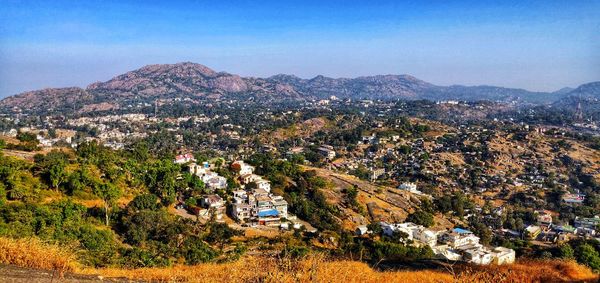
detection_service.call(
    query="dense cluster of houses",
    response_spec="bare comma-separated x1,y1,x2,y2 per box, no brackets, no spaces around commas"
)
36,133,72,147
174,156,230,219
522,212,600,243
494,209,600,245
177,158,289,225
229,161,289,225
372,222,516,265
188,161,228,191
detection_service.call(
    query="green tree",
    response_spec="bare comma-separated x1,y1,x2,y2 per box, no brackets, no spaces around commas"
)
367,222,383,236
575,243,600,272
0,183,6,205
34,151,69,191
16,131,36,143
558,244,575,260
93,182,122,226
48,128,57,139
183,236,217,264
128,194,159,211
185,197,197,207
131,141,150,162
214,159,223,169
346,185,359,207
144,159,179,205
66,171,85,195
205,222,242,251
48,162,67,190
406,210,434,227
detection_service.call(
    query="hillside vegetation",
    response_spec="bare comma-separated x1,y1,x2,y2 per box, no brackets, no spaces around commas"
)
0,237,597,283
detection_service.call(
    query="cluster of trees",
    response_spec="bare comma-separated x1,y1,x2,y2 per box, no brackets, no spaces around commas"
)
405,199,435,227
115,194,237,267
434,192,475,219
525,239,600,273
344,185,362,212
0,141,246,268
285,171,341,232
0,200,120,267
337,224,434,263
406,210,434,228
3,132,40,151
0,154,41,203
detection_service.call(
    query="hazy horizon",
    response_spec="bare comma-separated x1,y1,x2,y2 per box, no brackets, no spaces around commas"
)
1,1,599,97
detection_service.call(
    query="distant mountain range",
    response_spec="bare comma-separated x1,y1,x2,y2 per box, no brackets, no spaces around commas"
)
551,82,600,115
1,62,598,114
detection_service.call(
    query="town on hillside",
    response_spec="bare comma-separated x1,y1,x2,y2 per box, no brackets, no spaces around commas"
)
0,95,599,272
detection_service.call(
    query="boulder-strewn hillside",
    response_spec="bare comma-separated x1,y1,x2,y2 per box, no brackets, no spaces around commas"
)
564,82,600,100
0,87,93,111
268,74,434,100
87,62,249,96
1,62,598,114
422,85,556,104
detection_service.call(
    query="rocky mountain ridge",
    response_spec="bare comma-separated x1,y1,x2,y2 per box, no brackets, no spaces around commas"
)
1,62,598,114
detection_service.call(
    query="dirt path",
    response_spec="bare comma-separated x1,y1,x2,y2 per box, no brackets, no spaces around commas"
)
0,264,138,283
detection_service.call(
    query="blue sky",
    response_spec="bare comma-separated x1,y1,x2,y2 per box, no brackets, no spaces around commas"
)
0,0,598,97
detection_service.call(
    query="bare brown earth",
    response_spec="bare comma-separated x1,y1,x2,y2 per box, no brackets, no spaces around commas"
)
78,102,119,113
267,117,331,143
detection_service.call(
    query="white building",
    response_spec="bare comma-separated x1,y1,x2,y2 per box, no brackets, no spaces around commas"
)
441,228,481,248
381,223,515,265
231,160,255,175
492,247,516,265
200,194,224,209
231,202,252,221
356,225,369,236
271,196,288,218
205,176,228,190
463,247,494,265
255,179,271,192
240,173,262,185
174,153,196,164
232,190,248,200
414,227,439,247
189,163,227,191
432,245,462,261
398,182,419,193
317,146,336,160
381,222,420,240
370,168,385,181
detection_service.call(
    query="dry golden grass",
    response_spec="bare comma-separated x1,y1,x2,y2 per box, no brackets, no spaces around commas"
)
84,256,599,283
83,255,454,283
456,259,599,283
74,196,133,208
0,237,77,276
0,237,597,283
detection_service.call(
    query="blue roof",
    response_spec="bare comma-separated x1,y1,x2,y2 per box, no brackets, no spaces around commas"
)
257,209,279,217
453,228,472,234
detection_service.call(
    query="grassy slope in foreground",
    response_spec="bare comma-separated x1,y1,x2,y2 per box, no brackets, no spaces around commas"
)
1,237,598,283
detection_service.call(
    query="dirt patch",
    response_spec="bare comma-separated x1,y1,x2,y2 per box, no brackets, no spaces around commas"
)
0,264,137,282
